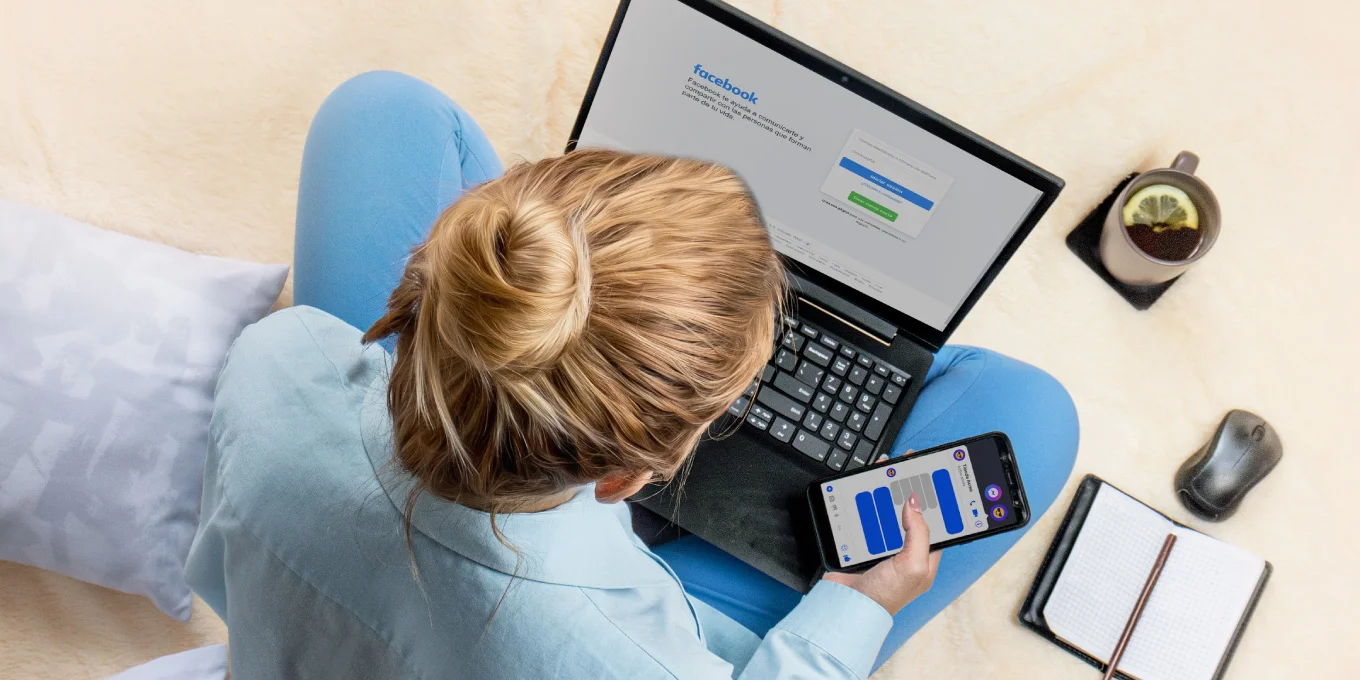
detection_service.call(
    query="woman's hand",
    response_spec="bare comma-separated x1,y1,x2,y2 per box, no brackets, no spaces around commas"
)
823,492,941,616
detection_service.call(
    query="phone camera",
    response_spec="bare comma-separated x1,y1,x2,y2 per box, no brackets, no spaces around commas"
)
840,75,849,83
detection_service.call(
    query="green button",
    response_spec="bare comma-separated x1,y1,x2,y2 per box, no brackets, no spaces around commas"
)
847,191,898,222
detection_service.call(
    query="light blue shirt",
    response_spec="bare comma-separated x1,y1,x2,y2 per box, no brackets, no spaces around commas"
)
186,306,893,679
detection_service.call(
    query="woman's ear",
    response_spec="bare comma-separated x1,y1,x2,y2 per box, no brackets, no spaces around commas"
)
595,470,654,504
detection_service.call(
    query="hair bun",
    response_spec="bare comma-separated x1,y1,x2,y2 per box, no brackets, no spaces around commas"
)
425,192,591,375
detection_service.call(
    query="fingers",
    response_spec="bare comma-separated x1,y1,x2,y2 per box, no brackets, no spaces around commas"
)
896,493,931,570
876,448,915,464
926,550,942,580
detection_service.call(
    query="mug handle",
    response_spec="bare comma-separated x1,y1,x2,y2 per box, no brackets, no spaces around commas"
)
1172,151,1199,175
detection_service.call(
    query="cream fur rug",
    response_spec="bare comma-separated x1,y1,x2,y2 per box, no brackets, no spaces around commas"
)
2,0,1357,678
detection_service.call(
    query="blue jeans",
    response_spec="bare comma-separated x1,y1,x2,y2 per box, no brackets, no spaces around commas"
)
295,71,1080,670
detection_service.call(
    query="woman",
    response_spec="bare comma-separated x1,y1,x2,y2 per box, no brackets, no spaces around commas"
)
187,72,1078,679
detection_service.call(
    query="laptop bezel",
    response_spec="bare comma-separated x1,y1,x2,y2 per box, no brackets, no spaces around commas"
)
566,0,1065,352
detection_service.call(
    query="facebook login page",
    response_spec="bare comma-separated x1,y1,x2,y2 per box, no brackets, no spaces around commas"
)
576,0,1044,330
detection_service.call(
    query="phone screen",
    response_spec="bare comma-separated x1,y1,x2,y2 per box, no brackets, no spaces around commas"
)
815,435,1022,568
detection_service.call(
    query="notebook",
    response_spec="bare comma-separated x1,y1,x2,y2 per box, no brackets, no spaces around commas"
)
1020,475,1271,680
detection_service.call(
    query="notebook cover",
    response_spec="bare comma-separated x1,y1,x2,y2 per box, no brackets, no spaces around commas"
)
1018,474,1272,680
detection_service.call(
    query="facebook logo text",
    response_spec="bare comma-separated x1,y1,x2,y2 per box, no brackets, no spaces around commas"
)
692,64,758,104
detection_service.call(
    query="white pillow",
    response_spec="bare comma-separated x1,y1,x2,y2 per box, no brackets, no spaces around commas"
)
0,199,287,620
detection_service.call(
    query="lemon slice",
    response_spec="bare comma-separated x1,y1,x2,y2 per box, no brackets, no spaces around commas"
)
1122,184,1199,233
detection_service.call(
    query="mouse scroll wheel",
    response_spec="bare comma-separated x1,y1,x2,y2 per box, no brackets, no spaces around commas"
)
1251,425,1266,442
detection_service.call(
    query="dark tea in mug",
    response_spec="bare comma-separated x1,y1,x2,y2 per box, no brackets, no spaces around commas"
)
1126,222,1204,261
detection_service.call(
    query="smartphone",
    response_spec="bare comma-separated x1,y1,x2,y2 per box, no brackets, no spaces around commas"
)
806,432,1029,572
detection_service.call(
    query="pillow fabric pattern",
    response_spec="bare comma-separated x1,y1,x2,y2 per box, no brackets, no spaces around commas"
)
0,199,287,620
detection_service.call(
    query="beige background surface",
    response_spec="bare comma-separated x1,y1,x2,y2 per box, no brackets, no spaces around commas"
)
2,0,1357,677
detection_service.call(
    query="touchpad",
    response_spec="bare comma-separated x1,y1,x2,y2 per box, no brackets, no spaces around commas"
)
636,432,824,592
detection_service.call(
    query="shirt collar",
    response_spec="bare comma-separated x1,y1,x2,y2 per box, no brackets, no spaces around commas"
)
359,374,673,590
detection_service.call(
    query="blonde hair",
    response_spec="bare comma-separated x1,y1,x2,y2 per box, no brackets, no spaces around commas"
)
364,149,785,517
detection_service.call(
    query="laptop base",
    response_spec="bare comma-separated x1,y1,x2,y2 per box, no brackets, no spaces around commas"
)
636,326,935,591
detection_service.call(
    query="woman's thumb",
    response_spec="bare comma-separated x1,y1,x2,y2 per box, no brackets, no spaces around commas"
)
897,493,931,567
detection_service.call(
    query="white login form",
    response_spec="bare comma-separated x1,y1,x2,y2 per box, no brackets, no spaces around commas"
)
820,129,954,238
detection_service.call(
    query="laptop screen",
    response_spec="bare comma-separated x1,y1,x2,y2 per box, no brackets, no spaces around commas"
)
573,0,1047,333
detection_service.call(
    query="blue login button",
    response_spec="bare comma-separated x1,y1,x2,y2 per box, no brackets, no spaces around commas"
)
837,157,935,211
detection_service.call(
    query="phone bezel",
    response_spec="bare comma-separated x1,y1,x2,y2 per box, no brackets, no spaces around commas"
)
806,432,1030,573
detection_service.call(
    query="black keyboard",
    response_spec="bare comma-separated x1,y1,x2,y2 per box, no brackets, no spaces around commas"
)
727,317,911,472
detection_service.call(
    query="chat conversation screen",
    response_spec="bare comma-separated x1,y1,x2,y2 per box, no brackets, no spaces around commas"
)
819,439,1016,567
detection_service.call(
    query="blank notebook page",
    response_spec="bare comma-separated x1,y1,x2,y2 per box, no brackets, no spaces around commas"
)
1043,485,1265,680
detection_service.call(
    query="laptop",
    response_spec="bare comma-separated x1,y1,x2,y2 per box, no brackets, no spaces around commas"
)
566,0,1064,590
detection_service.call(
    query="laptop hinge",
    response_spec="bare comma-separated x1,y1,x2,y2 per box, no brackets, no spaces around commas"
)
789,273,896,345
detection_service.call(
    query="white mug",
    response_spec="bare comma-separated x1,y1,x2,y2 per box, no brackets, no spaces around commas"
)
1099,151,1221,285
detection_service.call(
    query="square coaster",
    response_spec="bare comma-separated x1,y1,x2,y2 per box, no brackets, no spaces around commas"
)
1066,173,1181,310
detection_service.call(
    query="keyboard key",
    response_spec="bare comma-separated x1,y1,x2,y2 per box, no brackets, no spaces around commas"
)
856,393,876,412
775,349,798,371
761,365,775,382
811,393,833,413
744,379,758,398
882,383,902,405
802,343,833,367
751,405,775,422
838,384,858,403
756,386,806,421
839,346,856,359
818,335,839,351
726,395,750,417
847,411,866,432
802,411,824,430
795,360,825,388
837,430,858,451
856,354,873,368
873,363,890,378
849,440,874,469
891,372,908,386
798,325,819,339
819,421,840,441
793,430,830,461
773,372,815,402
829,402,849,422
746,414,770,430
827,449,849,471
781,330,805,352
864,402,893,441
831,357,852,376
865,375,884,395
848,365,867,386
821,375,843,394
769,417,796,443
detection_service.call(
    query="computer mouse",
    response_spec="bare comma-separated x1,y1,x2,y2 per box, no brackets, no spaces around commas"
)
1174,409,1282,521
